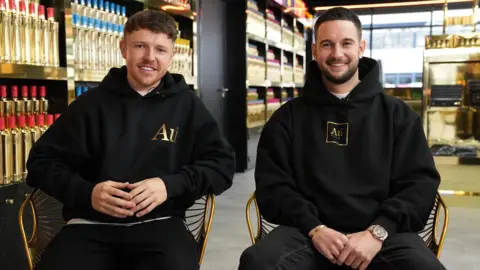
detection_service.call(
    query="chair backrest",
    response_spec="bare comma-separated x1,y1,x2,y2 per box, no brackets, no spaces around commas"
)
19,188,215,270
246,192,449,258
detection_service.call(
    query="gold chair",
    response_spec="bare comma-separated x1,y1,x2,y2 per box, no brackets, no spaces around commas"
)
19,188,215,270
246,191,449,258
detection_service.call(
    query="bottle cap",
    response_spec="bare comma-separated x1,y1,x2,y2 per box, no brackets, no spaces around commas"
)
75,86,82,97
104,1,109,12
21,86,28,97
54,113,60,120
88,17,94,27
19,1,26,13
11,86,18,98
9,0,16,11
30,86,37,97
72,13,78,25
81,15,87,26
36,114,44,126
40,86,46,97
38,4,45,18
110,2,115,13
17,115,26,127
0,117,5,130
116,4,120,14
99,0,104,11
27,115,35,127
0,85,7,97
28,2,35,15
8,116,16,129
86,0,92,7
46,114,54,125
121,6,126,16
0,0,6,10
82,86,88,93
47,7,54,20
92,0,97,8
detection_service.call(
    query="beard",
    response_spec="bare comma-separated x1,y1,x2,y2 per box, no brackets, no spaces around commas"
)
319,57,358,85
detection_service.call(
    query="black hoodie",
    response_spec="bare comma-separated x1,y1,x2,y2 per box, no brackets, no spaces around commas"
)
26,67,236,223
255,57,440,237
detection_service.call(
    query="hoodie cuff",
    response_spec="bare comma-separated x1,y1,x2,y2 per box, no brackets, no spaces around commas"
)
74,176,95,208
298,214,324,238
162,174,187,198
373,215,398,237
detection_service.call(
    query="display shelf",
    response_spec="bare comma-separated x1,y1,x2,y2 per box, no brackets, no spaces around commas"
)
226,0,311,171
0,64,67,81
142,0,195,19
75,69,109,82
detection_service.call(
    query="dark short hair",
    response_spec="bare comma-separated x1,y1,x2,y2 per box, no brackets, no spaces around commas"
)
124,10,178,41
314,7,362,40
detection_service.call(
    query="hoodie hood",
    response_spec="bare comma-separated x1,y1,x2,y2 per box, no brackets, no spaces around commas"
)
99,66,189,98
302,57,383,106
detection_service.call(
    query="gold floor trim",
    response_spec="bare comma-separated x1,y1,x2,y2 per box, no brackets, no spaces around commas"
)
439,190,480,197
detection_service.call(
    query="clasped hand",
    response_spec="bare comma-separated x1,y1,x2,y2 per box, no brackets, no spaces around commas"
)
311,227,382,270
91,178,167,218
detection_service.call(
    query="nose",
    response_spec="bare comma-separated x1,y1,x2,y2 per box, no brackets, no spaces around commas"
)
331,44,343,58
143,47,155,62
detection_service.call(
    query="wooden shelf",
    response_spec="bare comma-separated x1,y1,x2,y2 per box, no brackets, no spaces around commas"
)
0,64,67,80
75,69,108,82
142,0,195,19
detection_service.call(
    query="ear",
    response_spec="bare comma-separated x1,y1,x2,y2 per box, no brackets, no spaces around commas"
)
359,39,366,58
120,38,127,59
312,42,318,62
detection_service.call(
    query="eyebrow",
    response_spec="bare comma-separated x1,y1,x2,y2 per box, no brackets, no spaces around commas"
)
133,41,168,49
320,38,355,43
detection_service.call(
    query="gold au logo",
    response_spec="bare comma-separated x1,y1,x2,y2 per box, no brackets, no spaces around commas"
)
151,124,179,143
326,121,349,146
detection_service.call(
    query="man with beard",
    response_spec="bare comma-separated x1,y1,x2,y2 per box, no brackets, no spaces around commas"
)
26,10,235,270
238,7,445,270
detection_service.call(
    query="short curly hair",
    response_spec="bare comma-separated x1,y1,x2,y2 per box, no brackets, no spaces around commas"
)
124,10,178,41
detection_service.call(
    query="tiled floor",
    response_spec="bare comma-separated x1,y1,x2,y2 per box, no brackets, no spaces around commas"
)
200,169,480,270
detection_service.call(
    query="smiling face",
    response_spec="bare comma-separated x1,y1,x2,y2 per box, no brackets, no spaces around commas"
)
120,29,175,92
312,20,365,85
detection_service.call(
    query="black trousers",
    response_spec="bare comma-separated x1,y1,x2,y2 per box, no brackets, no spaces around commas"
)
238,226,446,270
36,216,199,270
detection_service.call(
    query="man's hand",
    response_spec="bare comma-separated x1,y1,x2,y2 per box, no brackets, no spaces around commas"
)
311,227,349,263
92,181,135,218
127,177,167,218
336,230,382,270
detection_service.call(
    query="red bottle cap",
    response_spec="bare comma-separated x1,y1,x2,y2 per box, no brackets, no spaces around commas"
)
0,117,5,130
47,7,54,20
11,86,18,98
27,115,35,127
38,4,44,17
19,1,25,13
30,86,37,97
0,85,6,97
28,2,35,15
54,113,60,120
8,116,16,129
46,114,54,125
36,114,44,126
17,115,26,128
40,86,46,97
21,86,28,98
0,0,6,10
9,0,16,11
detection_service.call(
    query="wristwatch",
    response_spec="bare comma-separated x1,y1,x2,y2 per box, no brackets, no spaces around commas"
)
368,225,388,242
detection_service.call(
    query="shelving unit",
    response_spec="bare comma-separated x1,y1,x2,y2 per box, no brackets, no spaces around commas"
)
0,1,198,268
226,0,311,171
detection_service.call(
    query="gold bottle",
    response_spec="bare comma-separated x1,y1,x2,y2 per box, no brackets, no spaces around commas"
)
28,2,39,65
9,0,20,63
39,85,48,114
8,116,22,182
0,0,11,63
18,114,29,179
30,85,40,114
38,5,47,66
28,114,41,142
10,85,18,116
36,114,47,135
0,116,12,185
20,85,32,115
47,7,58,67
19,0,30,64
